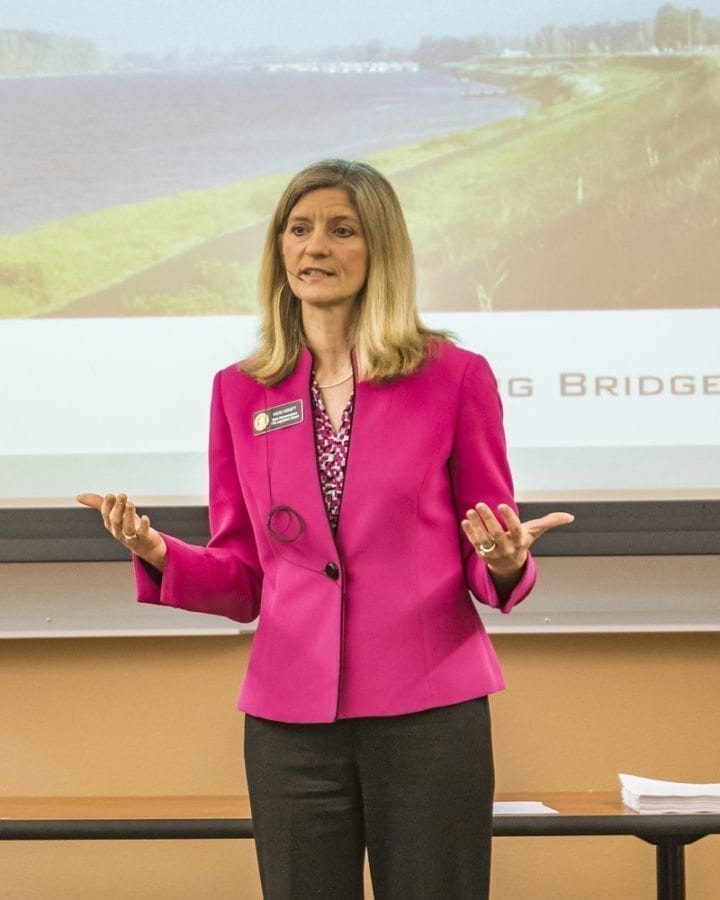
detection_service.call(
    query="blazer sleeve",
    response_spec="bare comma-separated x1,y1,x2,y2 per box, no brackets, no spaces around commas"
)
134,370,263,623
449,352,536,614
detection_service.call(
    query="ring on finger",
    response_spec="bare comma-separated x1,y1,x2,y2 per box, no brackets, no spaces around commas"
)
122,531,139,541
476,540,496,556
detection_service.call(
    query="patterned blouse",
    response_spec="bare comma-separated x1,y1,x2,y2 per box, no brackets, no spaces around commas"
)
310,376,354,532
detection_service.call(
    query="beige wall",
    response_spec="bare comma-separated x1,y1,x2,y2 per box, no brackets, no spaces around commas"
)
3,628,719,899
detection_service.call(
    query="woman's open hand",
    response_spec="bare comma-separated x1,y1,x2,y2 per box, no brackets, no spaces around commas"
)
461,502,574,577
76,492,167,571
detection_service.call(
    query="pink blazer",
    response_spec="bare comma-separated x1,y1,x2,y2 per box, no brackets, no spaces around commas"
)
134,341,536,723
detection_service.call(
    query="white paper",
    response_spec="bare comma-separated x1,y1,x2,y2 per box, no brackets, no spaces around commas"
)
493,801,558,815
619,773,720,814
619,774,720,797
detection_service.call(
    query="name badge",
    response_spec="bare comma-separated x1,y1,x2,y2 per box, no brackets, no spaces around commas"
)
253,399,304,435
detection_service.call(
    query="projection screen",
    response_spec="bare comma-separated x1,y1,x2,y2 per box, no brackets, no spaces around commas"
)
1,0,718,511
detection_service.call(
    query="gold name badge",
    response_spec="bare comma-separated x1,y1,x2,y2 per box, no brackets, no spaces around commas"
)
253,400,304,435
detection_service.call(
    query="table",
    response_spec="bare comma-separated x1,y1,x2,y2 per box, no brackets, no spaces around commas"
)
2,792,718,899
496,792,720,900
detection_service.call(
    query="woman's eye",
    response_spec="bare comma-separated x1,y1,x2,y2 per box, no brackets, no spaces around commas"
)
290,225,307,236
334,227,353,237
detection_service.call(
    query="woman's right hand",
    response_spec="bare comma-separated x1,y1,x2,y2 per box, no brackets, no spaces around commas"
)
76,492,167,572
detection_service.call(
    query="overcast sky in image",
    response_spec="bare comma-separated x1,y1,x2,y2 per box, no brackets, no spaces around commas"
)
3,0,720,54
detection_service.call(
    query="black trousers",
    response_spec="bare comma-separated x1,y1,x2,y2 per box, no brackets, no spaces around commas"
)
244,697,494,900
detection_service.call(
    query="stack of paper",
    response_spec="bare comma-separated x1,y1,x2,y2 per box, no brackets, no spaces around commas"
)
620,773,720,814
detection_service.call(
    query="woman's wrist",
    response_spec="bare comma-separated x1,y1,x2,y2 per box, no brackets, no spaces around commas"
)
486,553,527,600
137,539,167,573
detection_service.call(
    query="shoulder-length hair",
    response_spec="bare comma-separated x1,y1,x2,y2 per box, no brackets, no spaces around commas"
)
240,159,450,384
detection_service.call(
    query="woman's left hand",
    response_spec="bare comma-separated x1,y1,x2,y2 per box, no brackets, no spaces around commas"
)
461,503,574,576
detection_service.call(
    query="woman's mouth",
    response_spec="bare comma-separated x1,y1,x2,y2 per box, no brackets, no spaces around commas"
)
301,267,333,278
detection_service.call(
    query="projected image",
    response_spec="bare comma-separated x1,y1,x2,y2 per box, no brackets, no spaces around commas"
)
2,1,719,318
1,2,719,506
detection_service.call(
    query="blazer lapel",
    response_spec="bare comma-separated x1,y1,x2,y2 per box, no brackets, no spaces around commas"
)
334,374,395,548
262,346,337,569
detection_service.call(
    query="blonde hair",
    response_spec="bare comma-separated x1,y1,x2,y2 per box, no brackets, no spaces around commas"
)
241,159,450,384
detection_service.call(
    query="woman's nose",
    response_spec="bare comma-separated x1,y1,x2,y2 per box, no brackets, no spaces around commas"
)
305,230,330,256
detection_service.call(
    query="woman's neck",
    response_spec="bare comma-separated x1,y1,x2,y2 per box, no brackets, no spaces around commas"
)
302,305,354,380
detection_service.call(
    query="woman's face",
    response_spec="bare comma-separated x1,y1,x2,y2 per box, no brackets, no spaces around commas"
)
280,187,369,311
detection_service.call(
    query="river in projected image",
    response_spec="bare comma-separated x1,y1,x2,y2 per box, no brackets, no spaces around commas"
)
0,67,524,235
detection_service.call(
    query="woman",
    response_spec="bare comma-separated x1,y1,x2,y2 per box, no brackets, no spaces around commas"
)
79,159,572,899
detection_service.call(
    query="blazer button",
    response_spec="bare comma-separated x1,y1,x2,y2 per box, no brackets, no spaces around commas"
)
324,562,340,580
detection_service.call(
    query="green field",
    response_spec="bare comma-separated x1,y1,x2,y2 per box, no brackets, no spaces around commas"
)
1,54,719,317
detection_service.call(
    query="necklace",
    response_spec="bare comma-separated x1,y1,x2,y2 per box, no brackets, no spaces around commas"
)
315,371,354,389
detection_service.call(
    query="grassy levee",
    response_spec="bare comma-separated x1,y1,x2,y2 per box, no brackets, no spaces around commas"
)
1,54,718,317
0,173,289,317
397,54,720,310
